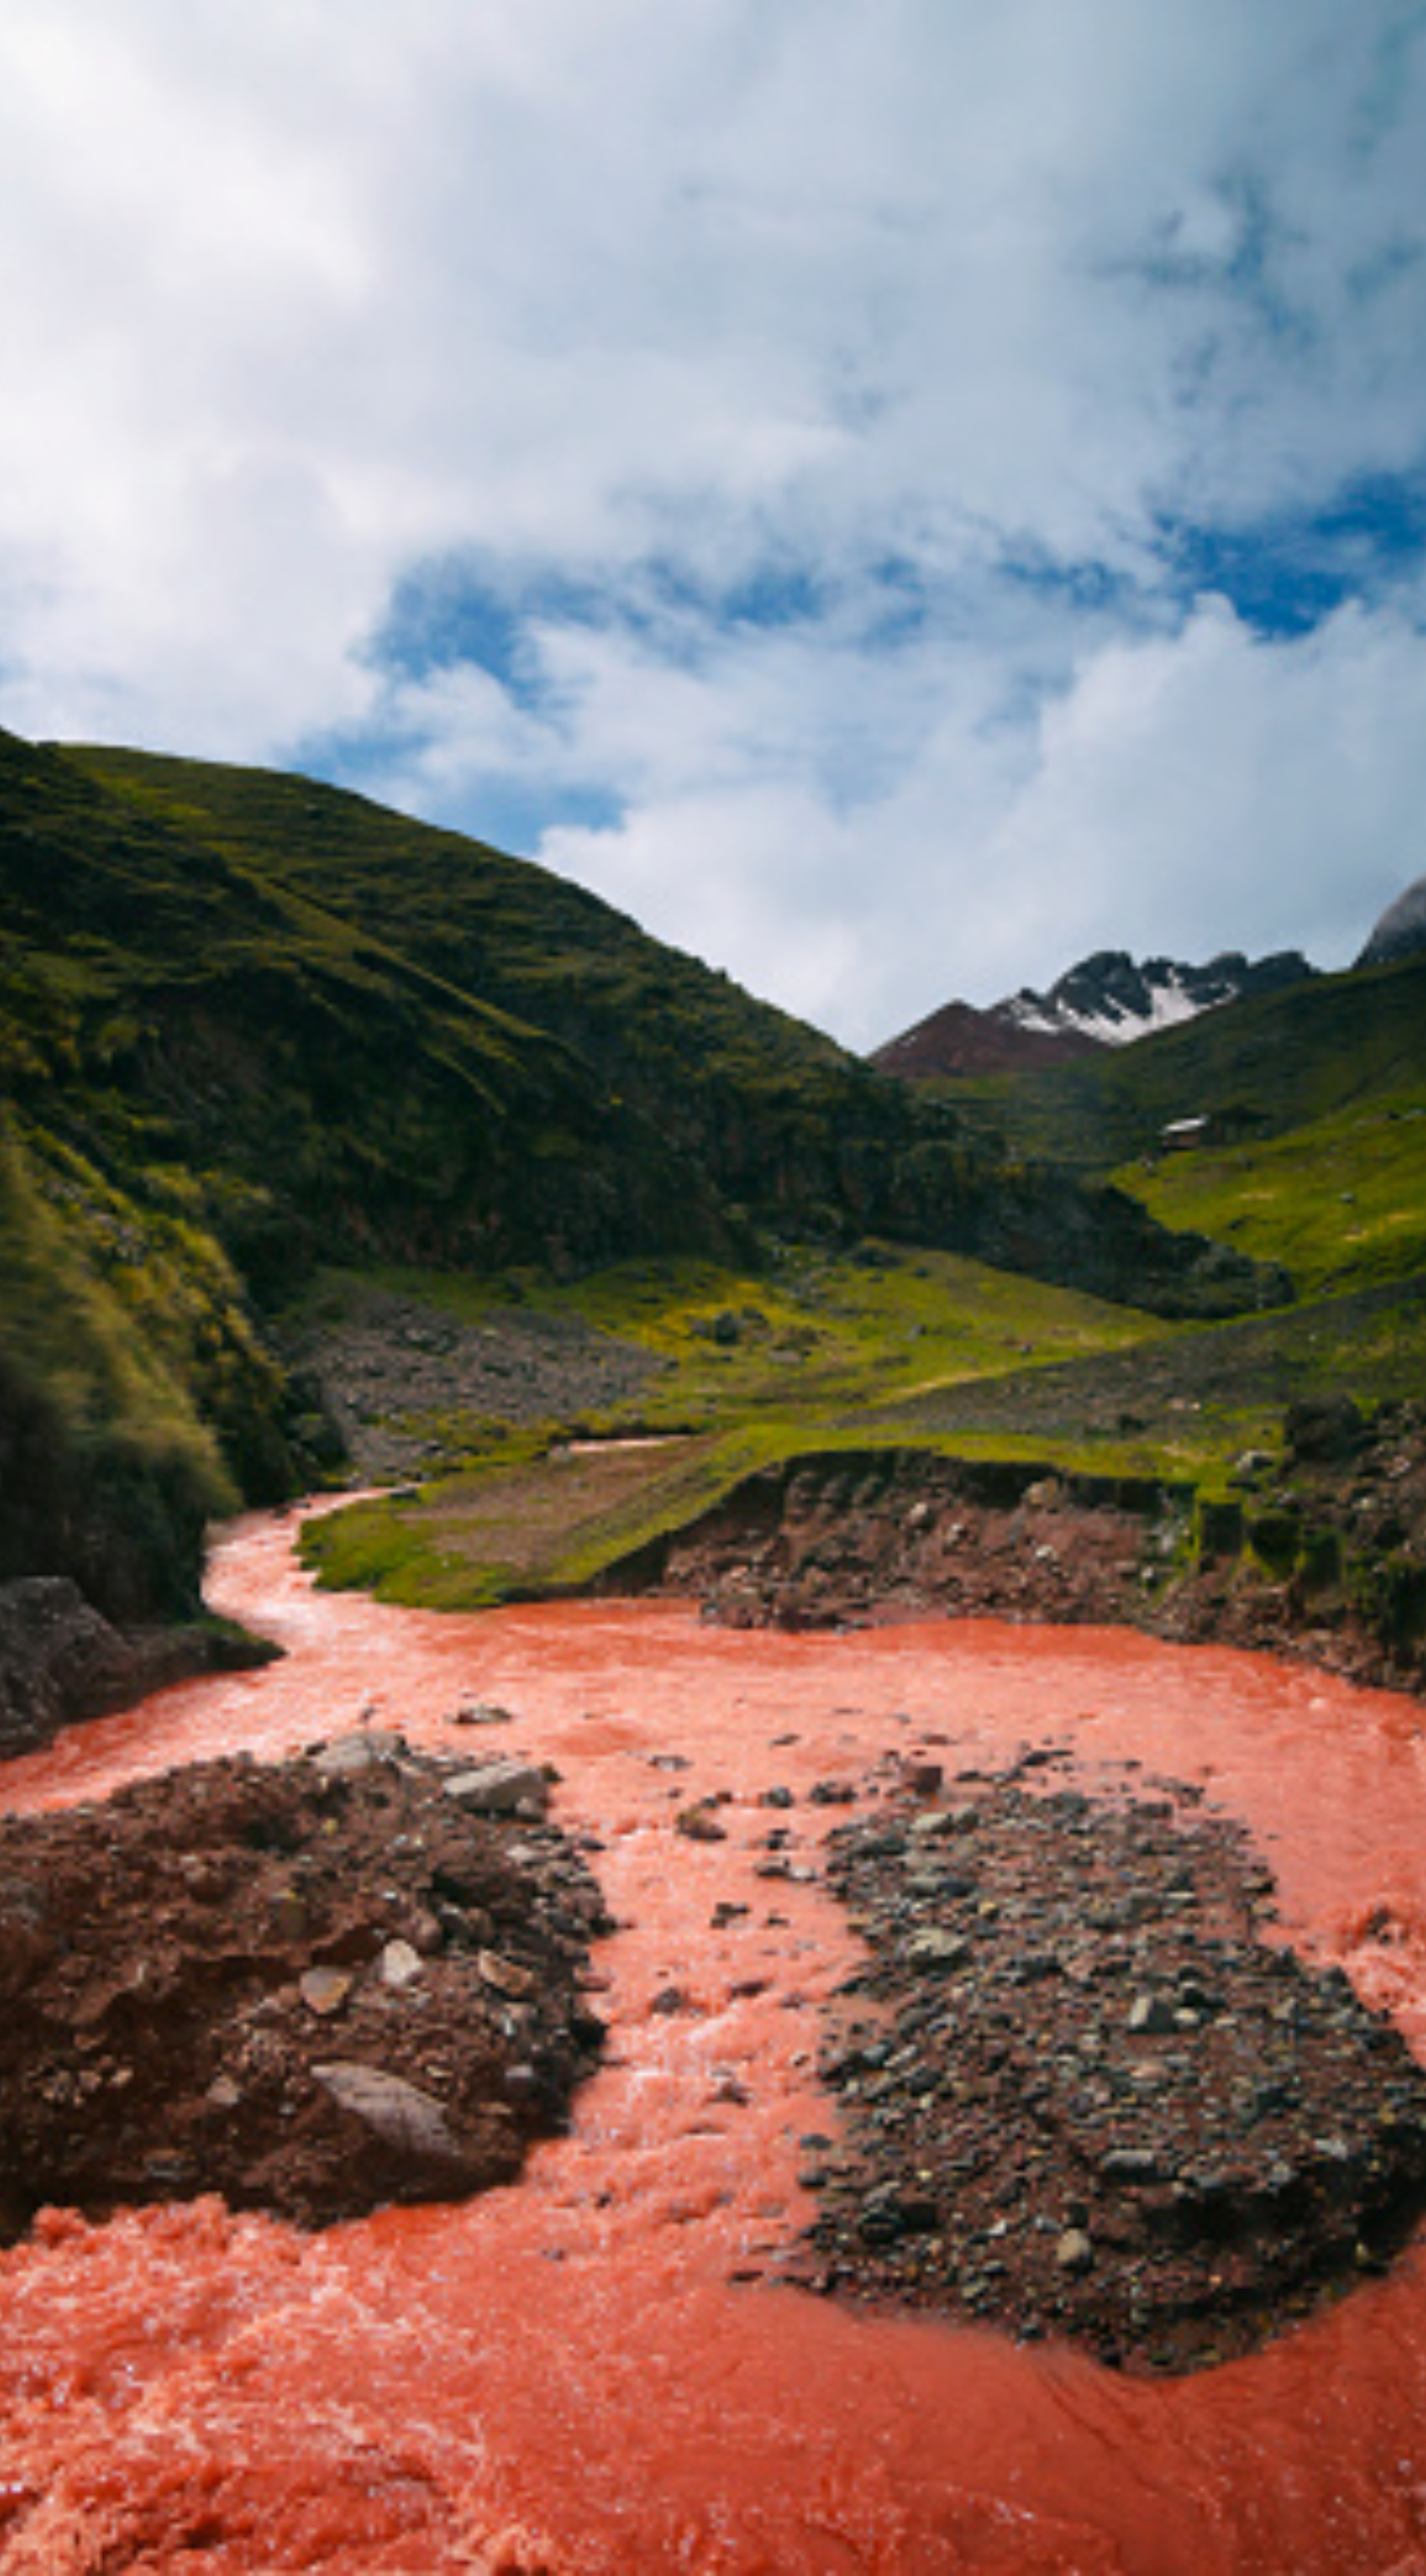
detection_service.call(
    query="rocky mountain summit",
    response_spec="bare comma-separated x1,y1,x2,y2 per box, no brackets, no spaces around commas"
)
1357,874,1426,970
872,947,1315,1078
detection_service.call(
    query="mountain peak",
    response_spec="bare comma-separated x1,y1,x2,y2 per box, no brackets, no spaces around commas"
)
870,947,1316,1079
1357,876,1426,971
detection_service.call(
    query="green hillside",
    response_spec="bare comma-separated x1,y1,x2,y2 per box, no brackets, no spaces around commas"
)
1127,1097,1426,1300
0,721,1291,1625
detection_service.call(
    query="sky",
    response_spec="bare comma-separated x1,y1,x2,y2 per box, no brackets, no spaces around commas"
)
1,2,1424,1050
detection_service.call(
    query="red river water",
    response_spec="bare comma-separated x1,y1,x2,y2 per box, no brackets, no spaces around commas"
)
5,1510,1426,2572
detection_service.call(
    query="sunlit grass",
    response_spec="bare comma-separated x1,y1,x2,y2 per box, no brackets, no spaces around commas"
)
1119,1096,1426,1297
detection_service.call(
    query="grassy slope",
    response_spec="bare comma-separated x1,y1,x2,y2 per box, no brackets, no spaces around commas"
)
62,745,895,1237
1124,1099,1426,1299
302,957,1426,1611
301,1240,1167,1605
58,746,1285,1321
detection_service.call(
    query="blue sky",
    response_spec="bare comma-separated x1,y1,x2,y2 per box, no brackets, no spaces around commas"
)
1,1,1424,1046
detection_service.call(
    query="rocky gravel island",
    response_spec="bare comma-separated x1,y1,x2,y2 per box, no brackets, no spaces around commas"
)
792,1762,1426,2371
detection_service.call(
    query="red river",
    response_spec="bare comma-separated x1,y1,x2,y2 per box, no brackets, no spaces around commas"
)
5,1509,1426,2571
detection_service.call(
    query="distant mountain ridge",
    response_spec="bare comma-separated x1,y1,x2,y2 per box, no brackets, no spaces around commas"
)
872,947,1316,1080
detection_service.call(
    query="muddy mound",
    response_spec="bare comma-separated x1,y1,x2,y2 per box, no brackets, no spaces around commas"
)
0,1736,610,2235
797,1769,1426,2372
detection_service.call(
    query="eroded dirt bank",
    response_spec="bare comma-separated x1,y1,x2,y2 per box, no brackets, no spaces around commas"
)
613,1397,1426,1698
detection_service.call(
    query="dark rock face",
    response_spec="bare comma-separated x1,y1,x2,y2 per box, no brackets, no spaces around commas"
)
0,1577,140,1761
1356,876,1426,971
796,1772,1426,2373
1009,947,1315,1045
0,1738,610,2236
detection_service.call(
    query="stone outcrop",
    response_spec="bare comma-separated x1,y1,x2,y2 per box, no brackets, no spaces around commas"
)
0,1576,141,1761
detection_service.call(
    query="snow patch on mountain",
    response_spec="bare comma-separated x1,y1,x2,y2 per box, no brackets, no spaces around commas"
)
998,950,1314,1049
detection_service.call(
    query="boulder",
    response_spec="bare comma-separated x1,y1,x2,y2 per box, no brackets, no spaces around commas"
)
443,1756,551,1815
0,1577,138,1761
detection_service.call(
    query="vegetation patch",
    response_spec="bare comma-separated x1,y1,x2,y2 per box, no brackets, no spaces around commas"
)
1120,1097,1426,1298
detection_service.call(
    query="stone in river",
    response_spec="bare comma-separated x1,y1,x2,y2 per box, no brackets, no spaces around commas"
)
312,2061,473,2170
380,1938,425,1989
299,1967,353,2017
444,1758,550,1815
906,1929,971,1974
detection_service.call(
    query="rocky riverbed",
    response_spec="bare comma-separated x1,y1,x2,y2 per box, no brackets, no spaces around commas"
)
790,1762,1426,2372
0,1734,610,2238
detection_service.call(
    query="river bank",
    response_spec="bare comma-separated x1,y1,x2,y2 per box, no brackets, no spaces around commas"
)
615,1394,1426,1699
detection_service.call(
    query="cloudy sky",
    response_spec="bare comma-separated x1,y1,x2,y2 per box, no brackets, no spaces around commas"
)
2,2,1424,1047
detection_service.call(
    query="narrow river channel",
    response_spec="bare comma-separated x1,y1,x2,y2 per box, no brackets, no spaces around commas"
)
4,1508,1426,2572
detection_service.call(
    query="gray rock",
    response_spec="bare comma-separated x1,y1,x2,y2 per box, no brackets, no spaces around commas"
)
0,1577,139,1760
380,1938,425,1989
312,2061,472,2168
906,1929,971,1974
443,1757,550,1815
314,1730,405,1778
1101,2146,1162,2184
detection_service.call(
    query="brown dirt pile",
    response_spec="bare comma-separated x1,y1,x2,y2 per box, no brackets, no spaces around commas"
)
0,1735,610,2237
792,1766,1426,2372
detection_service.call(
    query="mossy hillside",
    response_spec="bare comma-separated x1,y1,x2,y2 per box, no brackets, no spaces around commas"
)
866,1270,1426,1484
1119,1096,1426,1299
0,1116,256,1617
62,742,906,1245
0,729,720,1290
55,743,1282,1321
344,1239,1165,1431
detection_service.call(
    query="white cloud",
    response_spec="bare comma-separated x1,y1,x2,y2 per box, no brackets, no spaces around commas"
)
0,0,1423,1038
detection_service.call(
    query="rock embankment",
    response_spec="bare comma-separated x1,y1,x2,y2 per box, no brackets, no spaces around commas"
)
0,1576,271,1764
614,1398,1426,1698
793,1767,1426,2372
0,1735,610,2237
